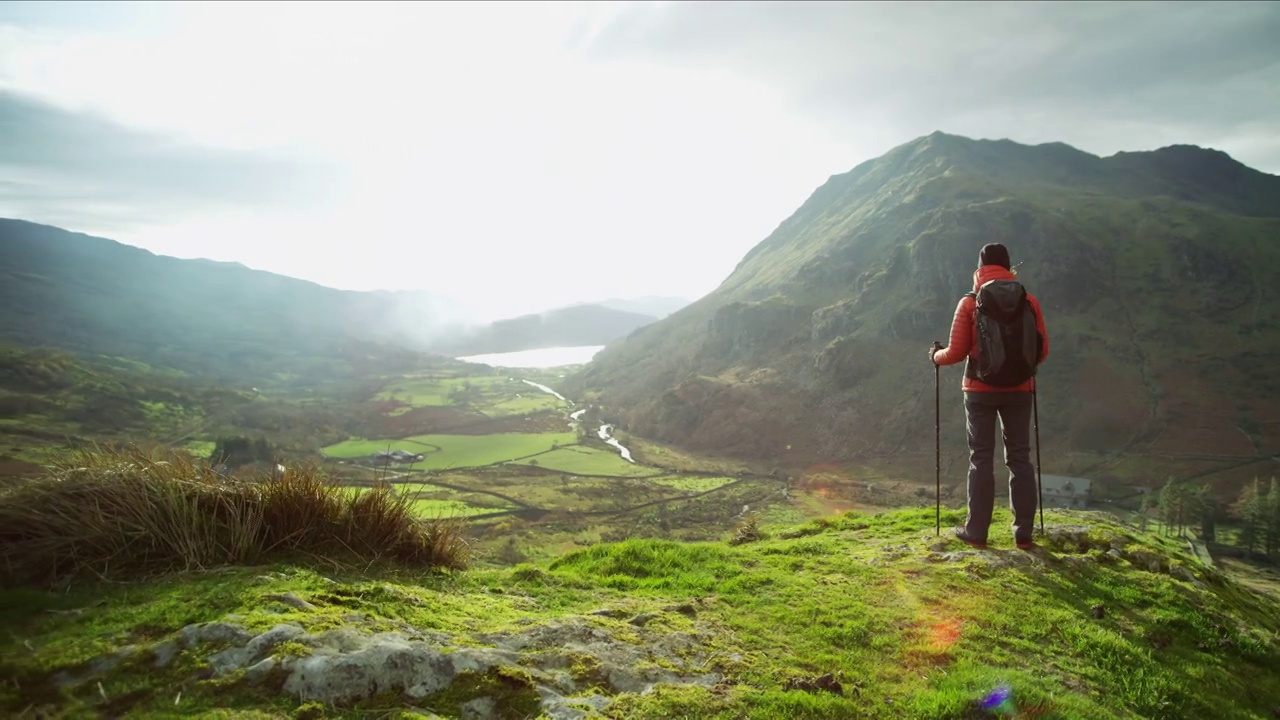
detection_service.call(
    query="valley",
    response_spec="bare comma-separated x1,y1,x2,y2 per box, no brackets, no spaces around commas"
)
0,338,951,564
4,131,1280,719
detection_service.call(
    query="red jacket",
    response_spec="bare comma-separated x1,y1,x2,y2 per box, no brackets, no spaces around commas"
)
932,264,1049,392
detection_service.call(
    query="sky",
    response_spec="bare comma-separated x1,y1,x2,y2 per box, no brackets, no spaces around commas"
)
2,1,1278,323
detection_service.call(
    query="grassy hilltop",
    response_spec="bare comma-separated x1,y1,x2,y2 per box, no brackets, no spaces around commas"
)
2,449,1279,719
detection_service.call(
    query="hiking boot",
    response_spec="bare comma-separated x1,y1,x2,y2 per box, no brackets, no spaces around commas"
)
1016,538,1035,551
952,527,987,549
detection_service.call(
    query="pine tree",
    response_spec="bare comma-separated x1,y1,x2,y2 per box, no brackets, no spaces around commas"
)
1235,479,1261,554
1265,478,1280,561
1138,489,1156,531
1157,479,1194,537
1196,486,1220,543
1243,479,1269,557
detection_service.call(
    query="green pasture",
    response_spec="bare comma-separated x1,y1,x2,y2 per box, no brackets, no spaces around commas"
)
322,432,576,469
515,445,659,477
647,475,739,493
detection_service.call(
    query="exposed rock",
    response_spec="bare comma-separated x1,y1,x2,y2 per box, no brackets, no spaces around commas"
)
1175,567,1206,589
108,613,731,716
207,624,304,674
783,672,844,695
628,612,661,627
179,622,252,649
459,696,497,720
664,602,698,616
586,608,628,619
282,634,518,704
265,592,318,612
51,645,141,689
814,335,878,389
152,640,179,668
476,618,723,696
244,657,278,682
928,551,979,563
537,687,611,720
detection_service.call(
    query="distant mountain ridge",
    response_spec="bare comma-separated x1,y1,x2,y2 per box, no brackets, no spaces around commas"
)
592,296,691,319
568,132,1280,492
0,219,655,381
436,304,659,356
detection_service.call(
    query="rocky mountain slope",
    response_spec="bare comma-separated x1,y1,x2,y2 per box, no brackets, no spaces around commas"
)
568,133,1280,489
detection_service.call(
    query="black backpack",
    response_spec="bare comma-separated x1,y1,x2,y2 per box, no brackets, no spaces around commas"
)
963,279,1043,387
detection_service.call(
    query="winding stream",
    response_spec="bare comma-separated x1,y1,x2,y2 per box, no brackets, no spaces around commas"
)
521,381,634,464
596,423,635,463
521,379,569,404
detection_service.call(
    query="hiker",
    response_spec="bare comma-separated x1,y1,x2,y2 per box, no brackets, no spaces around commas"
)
930,243,1049,549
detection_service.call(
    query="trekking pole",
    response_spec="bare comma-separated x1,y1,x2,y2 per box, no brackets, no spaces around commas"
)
1033,381,1044,534
932,341,943,536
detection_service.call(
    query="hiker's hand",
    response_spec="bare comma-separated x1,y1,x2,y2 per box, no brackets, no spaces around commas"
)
929,342,943,365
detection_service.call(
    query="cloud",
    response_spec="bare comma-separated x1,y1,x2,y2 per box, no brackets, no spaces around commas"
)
7,1,1272,323
0,90,340,232
578,1,1280,172
0,5,856,322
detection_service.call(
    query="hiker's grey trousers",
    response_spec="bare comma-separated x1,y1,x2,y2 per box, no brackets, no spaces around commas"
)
963,391,1036,543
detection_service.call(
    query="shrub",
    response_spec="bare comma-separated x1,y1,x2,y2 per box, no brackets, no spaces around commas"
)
729,512,768,546
0,445,469,588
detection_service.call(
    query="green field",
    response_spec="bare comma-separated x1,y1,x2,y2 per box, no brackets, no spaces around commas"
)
183,440,216,458
322,432,577,469
648,475,739,493
374,378,457,406
516,445,659,477
485,394,565,417
406,498,509,518
375,375,567,417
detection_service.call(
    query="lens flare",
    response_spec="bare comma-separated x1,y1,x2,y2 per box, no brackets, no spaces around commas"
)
980,683,1017,715
926,616,963,652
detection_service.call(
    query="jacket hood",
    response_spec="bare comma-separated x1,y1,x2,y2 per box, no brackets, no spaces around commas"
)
973,264,1017,293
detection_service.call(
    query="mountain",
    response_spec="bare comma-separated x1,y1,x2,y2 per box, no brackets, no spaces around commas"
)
594,295,692,319
438,303,659,356
568,132,1280,492
0,219,462,385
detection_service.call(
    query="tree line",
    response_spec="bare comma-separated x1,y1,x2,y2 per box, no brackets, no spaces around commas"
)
1144,477,1280,561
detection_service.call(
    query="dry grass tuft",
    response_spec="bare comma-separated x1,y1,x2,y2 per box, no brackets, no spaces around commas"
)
0,445,469,587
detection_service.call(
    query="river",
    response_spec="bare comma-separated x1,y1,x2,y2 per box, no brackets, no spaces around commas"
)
521,380,569,404
519,381,634,464
596,423,634,463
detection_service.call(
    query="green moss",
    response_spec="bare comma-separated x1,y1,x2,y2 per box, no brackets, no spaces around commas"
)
274,641,313,659
418,666,541,720
568,652,609,690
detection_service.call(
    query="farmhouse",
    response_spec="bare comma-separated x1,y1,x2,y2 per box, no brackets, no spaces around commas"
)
1039,474,1092,509
372,449,426,464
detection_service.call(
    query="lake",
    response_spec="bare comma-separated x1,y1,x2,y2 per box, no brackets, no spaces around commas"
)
456,345,605,369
